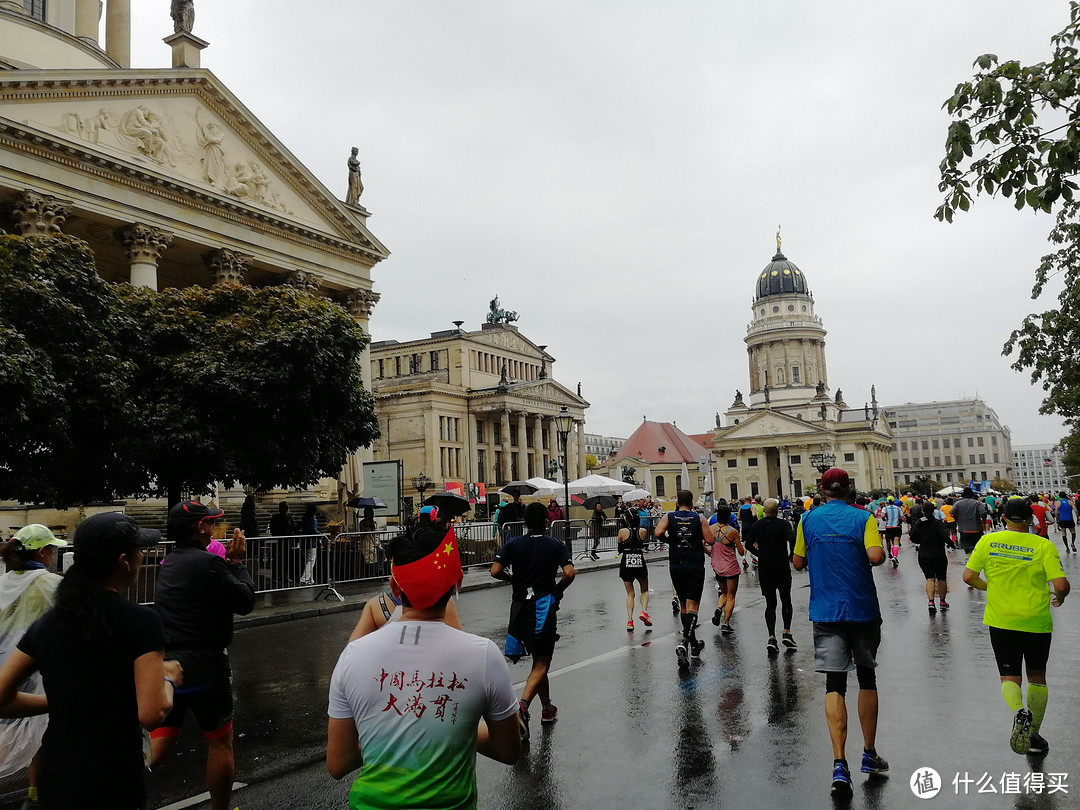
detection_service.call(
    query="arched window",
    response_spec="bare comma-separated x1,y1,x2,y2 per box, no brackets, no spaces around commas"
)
24,0,45,21
675,475,682,491
655,476,665,497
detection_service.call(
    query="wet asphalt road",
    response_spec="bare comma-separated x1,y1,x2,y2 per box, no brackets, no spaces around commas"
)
139,544,1080,810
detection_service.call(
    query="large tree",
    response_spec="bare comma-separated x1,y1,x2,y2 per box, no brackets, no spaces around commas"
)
118,282,379,503
0,234,379,506
0,236,142,506
937,3,1080,420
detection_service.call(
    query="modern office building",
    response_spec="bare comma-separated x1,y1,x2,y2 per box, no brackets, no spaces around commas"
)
585,433,627,464
1013,444,1070,494
882,399,1013,488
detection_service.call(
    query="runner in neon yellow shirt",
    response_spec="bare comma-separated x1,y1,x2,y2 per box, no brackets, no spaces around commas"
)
963,497,1069,758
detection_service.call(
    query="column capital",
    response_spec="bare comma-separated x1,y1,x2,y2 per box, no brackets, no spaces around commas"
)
204,248,251,285
345,288,380,318
12,190,71,236
285,268,320,294
116,223,173,263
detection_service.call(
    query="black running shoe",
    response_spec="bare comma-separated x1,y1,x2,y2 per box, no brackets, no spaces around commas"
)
671,595,680,614
767,637,780,653
831,761,853,796
782,632,797,649
711,609,722,626
1010,708,1033,754
1028,733,1049,756
676,643,689,670
690,639,705,659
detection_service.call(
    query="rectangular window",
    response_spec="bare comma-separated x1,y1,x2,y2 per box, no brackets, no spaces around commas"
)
844,453,855,462
729,482,739,500
656,476,666,497
979,454,986,464
923,456,930,467
494,451,502,479
992,436,998,446
932,439,939,449
904,475,911,484
23,0,45,20
993,453,999,463
903,459,910,468
947,472,953,482
934,457,940,466
969,455,976,464
792,366,800,383
395,357,401,376
942,438,950,448
921,441,929,450
727,459,738,468
901,442,908,451
676,475,683,491
477,449,486,483
377,359,384,379
509,425,518,446
892,459,899,469
967,437,974,447
748,458,759,467
977,436,984,446
409,353,421,374
476,421,484,444
790,455,801,464
429,351,440,371
944,455,951,465
493,424,501,446
750,481,759,497
794,480,803,497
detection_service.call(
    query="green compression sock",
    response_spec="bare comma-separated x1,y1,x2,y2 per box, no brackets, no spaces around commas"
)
1001,681,1023,712
1027,683,1048,734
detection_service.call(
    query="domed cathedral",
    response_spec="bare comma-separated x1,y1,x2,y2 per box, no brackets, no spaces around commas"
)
710,236,895,500
0,2,388,519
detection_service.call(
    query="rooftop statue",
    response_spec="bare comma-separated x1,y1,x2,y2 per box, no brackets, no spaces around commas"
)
171,0,195,34
486,296,518,325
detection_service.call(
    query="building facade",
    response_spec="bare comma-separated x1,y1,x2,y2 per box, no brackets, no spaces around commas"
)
883,399,1013,488
585,433,626,465
370,321,588,508
599,421,712,502
1013,444,1070,494
711,245,895,499
0,2,388,521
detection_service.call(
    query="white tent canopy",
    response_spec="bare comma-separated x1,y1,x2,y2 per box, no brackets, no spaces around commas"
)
565,474,635,497
522,477,563,497
936,485,964,496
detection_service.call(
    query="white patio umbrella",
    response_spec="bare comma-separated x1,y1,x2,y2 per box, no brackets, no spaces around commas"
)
565,474,635,497
936,485,964,496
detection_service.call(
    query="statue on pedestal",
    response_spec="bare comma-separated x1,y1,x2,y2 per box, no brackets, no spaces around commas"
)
171,0,195,33
346,147,364,205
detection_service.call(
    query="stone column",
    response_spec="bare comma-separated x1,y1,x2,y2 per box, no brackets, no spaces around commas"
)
204,248,250,285
12,191,71,236
105,0,130,67
516,412,527,482
75,0,100,43
576,422,587,478
285,268,320,294
547,417,560,479
778,446,789,500
117,223,172,290
499,411,511,484
531,417,543,481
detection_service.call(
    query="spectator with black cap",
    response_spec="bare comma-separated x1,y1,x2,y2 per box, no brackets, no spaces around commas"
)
150,501,255,810
0,512,181,810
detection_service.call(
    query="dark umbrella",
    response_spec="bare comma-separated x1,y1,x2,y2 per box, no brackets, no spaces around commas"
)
424,491,472,518
499,481,540,497
346,496,388,509
582,494,619,510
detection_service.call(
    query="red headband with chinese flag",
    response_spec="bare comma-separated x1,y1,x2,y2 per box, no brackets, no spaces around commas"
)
391,525,462,609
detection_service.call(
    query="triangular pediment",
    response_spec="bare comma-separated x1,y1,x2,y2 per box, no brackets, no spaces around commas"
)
720,410,829,441
0,69,387,259
470,378,587,409
468,327,549,358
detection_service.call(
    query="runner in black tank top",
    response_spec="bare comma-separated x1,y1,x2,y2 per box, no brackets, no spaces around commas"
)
653,489,711,669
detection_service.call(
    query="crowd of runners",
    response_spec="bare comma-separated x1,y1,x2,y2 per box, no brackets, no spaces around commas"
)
0,477,1071,807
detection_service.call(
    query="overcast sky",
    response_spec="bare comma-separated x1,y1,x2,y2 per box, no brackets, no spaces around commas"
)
128,1,1071,446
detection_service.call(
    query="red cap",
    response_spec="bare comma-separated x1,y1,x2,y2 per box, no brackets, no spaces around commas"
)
820,468,852,492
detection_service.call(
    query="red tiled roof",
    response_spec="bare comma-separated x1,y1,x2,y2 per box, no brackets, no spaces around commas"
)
613,421,712,464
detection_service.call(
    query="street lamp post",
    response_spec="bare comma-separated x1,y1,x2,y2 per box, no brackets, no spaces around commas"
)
554,406,574,537
411,472,432,512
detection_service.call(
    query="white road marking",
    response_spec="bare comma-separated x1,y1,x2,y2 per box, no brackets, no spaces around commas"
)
155,783,246,810
513,632,678,689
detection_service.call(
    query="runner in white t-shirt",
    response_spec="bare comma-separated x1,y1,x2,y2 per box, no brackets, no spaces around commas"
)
327,514,520,809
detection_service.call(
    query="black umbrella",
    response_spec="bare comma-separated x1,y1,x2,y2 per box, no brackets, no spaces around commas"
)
346,496,388,509
424,491,472,518
582,494,619,510
499,481,540,497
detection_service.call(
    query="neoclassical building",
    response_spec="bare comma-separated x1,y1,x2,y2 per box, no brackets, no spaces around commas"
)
711,244,895,498
370,319,588,508
0,2,388,520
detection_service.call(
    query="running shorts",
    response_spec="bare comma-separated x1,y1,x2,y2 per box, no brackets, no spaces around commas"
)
151,676,234,739
917,554,948,581
959,531,982,553
812,620,881,673
669,565,705,605
884,527,902,540
988,627,1052,677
